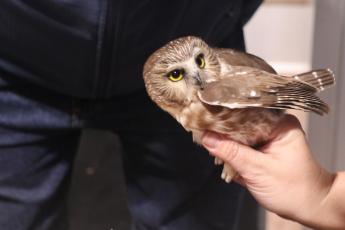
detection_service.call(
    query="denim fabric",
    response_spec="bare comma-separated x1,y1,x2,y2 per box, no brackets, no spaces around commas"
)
0,74,245,230
0,76,81,230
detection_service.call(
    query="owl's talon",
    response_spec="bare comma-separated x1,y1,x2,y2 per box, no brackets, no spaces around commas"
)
221,171,226,180
221,163,236,183
214,157,223,165
225,176,232,183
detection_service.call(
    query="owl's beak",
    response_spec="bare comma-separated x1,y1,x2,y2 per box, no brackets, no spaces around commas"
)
193,72,205,90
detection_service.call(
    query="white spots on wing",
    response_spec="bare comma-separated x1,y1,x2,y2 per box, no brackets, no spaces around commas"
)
317,78,324,90
312,71,318,78
294,76,300,80
326,68,335,78
219,61,233,75
207,101,262,109
205,79,217,83
249,90,257,97
247,103,262,107
235,71,248,76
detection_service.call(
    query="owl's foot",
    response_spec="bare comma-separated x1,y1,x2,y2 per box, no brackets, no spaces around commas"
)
214,157,223,165
221,163,237,183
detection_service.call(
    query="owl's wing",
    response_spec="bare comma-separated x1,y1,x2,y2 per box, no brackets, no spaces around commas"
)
198,67,334,115
214,48,277,74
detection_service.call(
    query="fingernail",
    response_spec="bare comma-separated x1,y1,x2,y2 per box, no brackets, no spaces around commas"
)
202,132,222,149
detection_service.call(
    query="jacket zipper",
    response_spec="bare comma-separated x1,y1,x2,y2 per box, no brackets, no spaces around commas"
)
96,0,120,97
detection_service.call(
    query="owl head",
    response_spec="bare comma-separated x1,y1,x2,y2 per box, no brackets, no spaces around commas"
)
143,36,220,110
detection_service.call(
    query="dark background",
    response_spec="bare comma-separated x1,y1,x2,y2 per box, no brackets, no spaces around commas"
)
68,130,260,230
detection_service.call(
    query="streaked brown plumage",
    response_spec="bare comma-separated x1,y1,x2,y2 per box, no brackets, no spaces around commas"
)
143,36,335,183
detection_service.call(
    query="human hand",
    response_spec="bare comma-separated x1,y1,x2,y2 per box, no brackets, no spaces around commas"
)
202,115,336,228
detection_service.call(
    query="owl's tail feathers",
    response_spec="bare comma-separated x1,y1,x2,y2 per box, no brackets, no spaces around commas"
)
272,93,330,115
293,68,335,92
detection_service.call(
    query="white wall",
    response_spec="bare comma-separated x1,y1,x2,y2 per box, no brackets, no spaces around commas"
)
244,2,315,74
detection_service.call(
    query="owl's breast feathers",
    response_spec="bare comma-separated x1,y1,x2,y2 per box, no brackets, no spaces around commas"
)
176,97,283,146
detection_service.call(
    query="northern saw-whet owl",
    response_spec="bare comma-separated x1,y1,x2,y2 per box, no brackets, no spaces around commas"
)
143,36,335,183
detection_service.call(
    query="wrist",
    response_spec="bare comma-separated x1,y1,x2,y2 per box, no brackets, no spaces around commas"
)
274,166,334,228
291,169,341,229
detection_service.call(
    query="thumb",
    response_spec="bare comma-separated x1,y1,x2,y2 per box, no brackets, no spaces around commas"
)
202,132,265,175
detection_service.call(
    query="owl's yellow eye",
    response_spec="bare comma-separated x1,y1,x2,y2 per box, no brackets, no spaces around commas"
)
195,53,206,69
168,69,184,82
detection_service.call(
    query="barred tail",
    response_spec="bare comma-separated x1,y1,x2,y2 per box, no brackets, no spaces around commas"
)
293,68,335,92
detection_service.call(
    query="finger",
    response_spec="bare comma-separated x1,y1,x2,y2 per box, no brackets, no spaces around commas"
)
202,132,265,175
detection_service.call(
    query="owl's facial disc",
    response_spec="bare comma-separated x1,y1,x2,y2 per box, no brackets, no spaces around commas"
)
166,62,205,91
142,36,221,108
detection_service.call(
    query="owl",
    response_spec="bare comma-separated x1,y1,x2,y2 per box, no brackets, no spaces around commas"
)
143,36,335,183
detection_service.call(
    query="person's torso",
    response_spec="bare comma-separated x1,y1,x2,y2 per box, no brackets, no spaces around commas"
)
0,0,261,98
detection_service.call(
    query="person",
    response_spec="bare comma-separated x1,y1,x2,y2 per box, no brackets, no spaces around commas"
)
202,114,345,229
0,0,263,229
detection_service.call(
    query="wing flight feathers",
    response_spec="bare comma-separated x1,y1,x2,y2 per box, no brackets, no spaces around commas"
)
198,69,332,115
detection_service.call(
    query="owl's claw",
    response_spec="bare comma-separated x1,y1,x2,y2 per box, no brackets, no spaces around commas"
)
221,163,236,183
214,157,223,165
215,158,236,183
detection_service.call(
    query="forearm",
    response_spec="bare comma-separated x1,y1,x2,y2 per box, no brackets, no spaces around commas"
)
296,171,345,230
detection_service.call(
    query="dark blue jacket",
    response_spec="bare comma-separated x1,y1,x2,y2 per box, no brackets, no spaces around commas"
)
0,0,261,98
